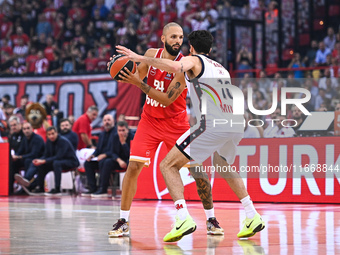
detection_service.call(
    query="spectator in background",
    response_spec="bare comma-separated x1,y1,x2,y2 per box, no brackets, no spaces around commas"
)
92,0,110,19
315,41,332,66
291,106,305,131
0,38,13,62
61,42,73,74
332,41,340,66
319,68,338,90
12,122,45,193
34,50,49,74
304,40,318,67
26,47,39,74
96,50,108,72
236,45,253,78
27,126,79,196
82,114,116,197
100,21,115,48
324,27,336,51
13,38,29,65
49,51,63,75
68,115,75,125
9,59,27,75
1,94,11,109
4,104,16,120
14,94,29,119
8,115,24,154
63,17,75,42
42,94,58,116
0,14,13,40
257,70,271,93
20,12,34,38
315,88,326,110
264,108,295,137
36,13,52,38
59,118,78,151
84,50,98,72
44,37,57,62
243,110,262,138
72,105,98,150
288,52,305,78
10,26,29,46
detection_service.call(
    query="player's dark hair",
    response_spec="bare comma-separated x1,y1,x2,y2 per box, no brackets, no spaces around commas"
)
188,30,213,54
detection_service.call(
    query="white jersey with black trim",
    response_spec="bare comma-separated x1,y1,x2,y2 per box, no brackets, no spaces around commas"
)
186,54,244,133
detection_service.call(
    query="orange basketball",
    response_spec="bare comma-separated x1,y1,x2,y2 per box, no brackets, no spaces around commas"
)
108,54,136,80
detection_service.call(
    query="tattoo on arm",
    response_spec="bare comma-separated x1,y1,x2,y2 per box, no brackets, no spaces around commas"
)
167,82,181,99
180,63,183,73
140,81,151,94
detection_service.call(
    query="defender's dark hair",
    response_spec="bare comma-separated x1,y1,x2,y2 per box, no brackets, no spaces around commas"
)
188,30,213,54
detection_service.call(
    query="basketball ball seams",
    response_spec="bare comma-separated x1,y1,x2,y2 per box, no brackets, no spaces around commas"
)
109,54,136,80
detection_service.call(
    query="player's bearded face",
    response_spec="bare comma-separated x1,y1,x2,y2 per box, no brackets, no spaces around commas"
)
165,40,182,56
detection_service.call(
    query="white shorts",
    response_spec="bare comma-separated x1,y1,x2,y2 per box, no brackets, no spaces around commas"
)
176,128,243,165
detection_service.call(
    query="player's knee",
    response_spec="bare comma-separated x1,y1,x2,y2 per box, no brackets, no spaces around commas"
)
125,161,143,178
160,157,172,173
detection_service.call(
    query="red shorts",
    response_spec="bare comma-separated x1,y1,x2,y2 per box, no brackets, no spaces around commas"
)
130,111,189,166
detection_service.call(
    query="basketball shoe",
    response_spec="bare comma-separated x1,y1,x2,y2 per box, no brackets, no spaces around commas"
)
108,218,129,238
237,213,265,238
206,217,224,235
163,215,197,242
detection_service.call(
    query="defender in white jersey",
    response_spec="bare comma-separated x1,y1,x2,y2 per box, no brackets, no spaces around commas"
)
117,30,265,242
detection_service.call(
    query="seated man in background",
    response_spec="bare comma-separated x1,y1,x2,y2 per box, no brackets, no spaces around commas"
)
17,126,79,196
13,122,45,193
8,115,24,194
82,114,116,197
72,105,98,150
108,120,134,192
59,118,78,151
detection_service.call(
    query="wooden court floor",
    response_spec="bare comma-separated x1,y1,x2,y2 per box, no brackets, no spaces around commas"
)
0,196,339,255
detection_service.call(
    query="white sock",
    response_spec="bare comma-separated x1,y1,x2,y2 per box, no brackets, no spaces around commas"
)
120,210,130,221
174,199,189,220
204,208,215,220
240,195,257,219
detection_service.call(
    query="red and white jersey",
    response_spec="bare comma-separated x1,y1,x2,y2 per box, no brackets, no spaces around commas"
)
143,48,188,119
35,58,49,74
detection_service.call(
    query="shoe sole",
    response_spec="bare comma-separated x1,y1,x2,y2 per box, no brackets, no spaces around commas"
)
238,223,265,238
164,225,197,242
45,193,62,196
207,230,224,235
108,231,129,238
14,174,30,187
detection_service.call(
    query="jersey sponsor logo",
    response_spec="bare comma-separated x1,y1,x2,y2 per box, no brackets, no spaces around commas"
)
164,72,172,81
150,67,156,76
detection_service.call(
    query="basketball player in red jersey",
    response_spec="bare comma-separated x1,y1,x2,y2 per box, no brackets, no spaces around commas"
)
108,23,223,238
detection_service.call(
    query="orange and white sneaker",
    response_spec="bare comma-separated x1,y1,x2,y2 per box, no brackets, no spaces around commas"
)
108,218,129,238
207,217,224,235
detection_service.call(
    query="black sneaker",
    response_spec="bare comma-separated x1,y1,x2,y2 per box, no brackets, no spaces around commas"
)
45,188,62,196
81,190,96,197
91,189,109,198
31,187,45,194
